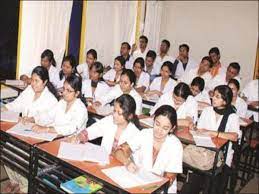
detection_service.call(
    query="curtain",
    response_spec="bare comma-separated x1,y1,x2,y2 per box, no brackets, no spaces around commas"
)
18,1,72,76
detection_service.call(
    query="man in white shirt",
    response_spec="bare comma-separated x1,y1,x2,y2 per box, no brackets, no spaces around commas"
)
131,35,149,62
175,44,197,79
120,42,132,69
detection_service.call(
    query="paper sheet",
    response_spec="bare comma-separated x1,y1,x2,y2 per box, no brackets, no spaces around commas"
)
1,110,20,122
102,166,162,188
140,117,154,128
190,130,216,148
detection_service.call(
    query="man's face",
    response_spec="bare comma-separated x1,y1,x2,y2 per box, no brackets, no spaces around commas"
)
160,42,169,54
120,44,130,56
139,38,147,49
209,52,220,64
226,66,239,81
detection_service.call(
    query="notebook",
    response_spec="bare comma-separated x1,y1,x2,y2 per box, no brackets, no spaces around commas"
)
58,142,109,164
1,110,20,122
60,175,102,193
190,130,216,148
102,166,162,188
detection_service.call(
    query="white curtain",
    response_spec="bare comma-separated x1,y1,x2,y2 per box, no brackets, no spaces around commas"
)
83,1,138,67
18,1,72,76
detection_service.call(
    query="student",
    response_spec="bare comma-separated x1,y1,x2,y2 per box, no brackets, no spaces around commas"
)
131,35,149,62
103,56,125,87
54,55,77,91
32,74,88,136
74,94,140,154
96,69,143,115
150,82,198,127
145,50,159,82
145,61,177,98
120,42,132,70
81,61,110,104
175,44,197,78
179,56,213,88
1,66,58,193
155,39,175,71
114,105,183,194
133,57,150,93
77,49,97,80
228,79,247,118
209,47,226,78
190,77,211,109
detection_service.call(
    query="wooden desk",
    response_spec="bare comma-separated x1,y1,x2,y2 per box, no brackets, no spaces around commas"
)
0,81,26,95
34,138,169,194
248,104,259,113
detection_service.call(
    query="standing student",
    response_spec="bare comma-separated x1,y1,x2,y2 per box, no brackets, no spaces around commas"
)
32,74,88,136
74,94,140,154
81,62,110,104
133,57,150,93
131,35,149,62
114,105,183,194
145,61,177,98
228,79,247,118
103,56,125,87
77,49,97,80
150,82,198,127
1,66,58,193
95,69,143,115
145,50,159,82
209,47,226,78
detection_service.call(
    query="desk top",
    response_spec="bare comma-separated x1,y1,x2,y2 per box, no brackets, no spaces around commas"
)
248,104,259,112
0,81,26,92
37,138,169,193
0,121,47,145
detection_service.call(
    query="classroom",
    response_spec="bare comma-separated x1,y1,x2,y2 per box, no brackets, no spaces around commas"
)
0,1,258,194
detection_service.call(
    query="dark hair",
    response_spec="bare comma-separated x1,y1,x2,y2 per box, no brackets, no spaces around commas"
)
179,44,189,52
90,61,104,81
228,62,241,74
115,56,126,68
41,49,56,67
59,55,77,80
87,49,97,59
209,47,220,56
201,56,213,68
139,35,148,44
161,61,177,78
154,105,177,135
191,77,205,92
228,78,240,91
31,66,59,100
174,82,192,100
133,57,145,69
121,69,136,86
121,42,131,50
162,39,170,48
146,50,157,61
115,94,140,128
214,85,233,107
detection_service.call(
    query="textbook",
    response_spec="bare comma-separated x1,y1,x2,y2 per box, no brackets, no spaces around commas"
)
60,175,102,193
190,130,216,148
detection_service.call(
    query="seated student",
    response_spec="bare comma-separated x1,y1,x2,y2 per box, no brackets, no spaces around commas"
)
114,105,183,194
181,85,240,194
120,42,132,70
54,55,77,92
179,56,212,88
145,61,177,98
133,57,150,93
95,69,143,115
190,77,211,110
209,47,226,78
145,50,159,82
103,56,125,87
1,66,58,193
228,79,247,118
81,61,110,104
73,94,140,154
150,82,198,127
32,74,88,136
77,49,97,81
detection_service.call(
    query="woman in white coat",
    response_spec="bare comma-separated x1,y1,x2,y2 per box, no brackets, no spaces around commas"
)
114,105,183,193
32,74,88,136
74,94,140,154
133,57,150,93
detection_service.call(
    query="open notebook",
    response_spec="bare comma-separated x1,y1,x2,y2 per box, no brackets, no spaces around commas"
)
1,110,20,122
189,130,216,148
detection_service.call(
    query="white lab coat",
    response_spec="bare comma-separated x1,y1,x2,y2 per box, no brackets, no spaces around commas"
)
5,85,58,117
132,48,149,62
175,58,198,79
103,69,120,83
194,90,211,105
136,71,150,89
77,63,89,81
48,65,59,87
127,128,183,193
233,97,248,118
154,54,175,72
150,93,198,122
87,115,140,154
149,77,176,95
35,98,88,136
52,71,65,90
207,74,241,91
99,84,143,115
197,106,241,166
81,79,110,102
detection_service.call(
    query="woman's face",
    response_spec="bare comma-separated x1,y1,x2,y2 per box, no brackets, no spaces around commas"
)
228,83,238,98
190,85,201,97
114,59,123,72
119,74,132,93
212,90,226,108
62,81,78,102
133,63,143,77
31,73,47,93
198,59,211,74
89,66,100,81
62,61,73,77
173,93,185,107
153,115,173,141
160,66,171,79
86,54,96,67
41,57,51,69
112,102,128,125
